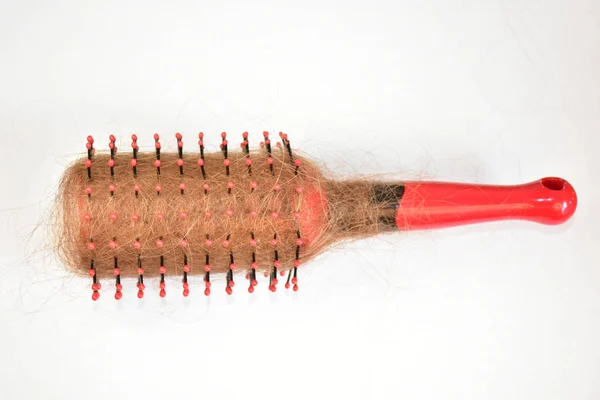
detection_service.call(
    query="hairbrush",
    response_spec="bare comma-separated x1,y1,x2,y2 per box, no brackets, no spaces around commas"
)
55,132,578,300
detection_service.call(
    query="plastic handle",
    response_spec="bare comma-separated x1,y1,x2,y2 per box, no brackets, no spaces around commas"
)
395,177,577,231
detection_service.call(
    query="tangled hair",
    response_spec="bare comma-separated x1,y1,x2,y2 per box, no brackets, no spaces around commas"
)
53,143,398,280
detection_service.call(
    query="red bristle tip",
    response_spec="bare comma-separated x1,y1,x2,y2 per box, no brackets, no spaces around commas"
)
223,159,230,167
272,278,279,285
109,134,116,142
230,263,237,271
292,277,298,284
179,211,188,219
180,239,188,247
88,269,96,277
176,133,182,140
250,181,258,189
225,209,233,217
87,242,96,251
265,140,271,145
109,240,117,249
285,282,290,289
137,290,144,299
85,187,93,194
92,283,101,291
251,262,258,269
156,213,164,221
267,157,273,165
87,135,94,143
130,159,137,167
204,238,213,247
274,260,281,268
160,282,166,289
198,140,204,146
221,132,227,139
229,280,235,288
222,239,230,247
86,143,92,150
250,210,258,217
280,270,285,277
154,133,160,140
137,267,144,275
134,184,141,192
227,181,235,189
109,213,118,221
202,183,210,191
294,260,300,267
197,159,205,167
276,142,282,148
160,289,166,298
85,159,92,167
155,184,162,192
154,159,161,167
294,160,302,167
222,139,228,146
92,291,100,301
155,142,161,149
296,187,303,194
159,266,166,274
179,183,186,191
178,141,183,148
108,183,116,192
248,285,254,293
269,285,276,292
131,134,138,141
177,158,184,166
183,288,190,297
242,131,249,139
183,264,190,272
270,238,277,246
137,283,145,290
264,272,269,278
250,239,257,246
115,291,123,300
204,264,211,272
133,241,141,249
183,282,189,289
156,239,164,248
205,281,212,288
108,142,115,150
263,131,269,138
198,132,204,139
252,279,258,287
116,284,123,291
226,286,232,295
245,158,252,166
83,214,92,222
271,211,279,219
293,284,298,291
204,288,211,296
296,238,304,246
108,159,115,167
273,184,280,191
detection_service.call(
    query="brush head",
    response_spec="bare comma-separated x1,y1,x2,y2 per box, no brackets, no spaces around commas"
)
55,132,343,298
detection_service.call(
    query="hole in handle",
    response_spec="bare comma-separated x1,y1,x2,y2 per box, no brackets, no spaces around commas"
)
541,177,566,191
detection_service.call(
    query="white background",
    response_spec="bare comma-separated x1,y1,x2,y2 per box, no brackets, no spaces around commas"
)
0,1,598,399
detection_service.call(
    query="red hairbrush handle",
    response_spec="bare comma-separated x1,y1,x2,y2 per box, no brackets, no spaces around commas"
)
395,177,577,230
